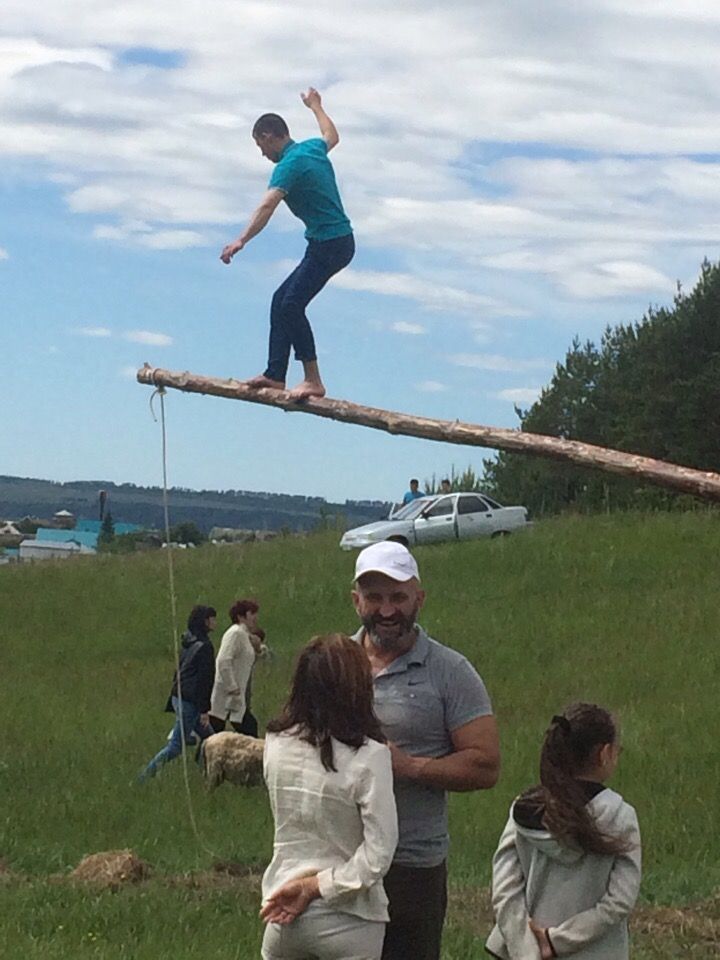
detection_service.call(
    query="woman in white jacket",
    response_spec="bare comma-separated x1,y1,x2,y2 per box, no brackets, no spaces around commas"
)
487,703,641,960
260,633,398,960
209,599,261,735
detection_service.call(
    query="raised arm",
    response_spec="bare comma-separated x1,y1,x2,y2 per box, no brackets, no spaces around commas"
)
301,87,339,151
220,188,285,263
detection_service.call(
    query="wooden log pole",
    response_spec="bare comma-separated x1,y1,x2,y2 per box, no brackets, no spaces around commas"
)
137,364,720,503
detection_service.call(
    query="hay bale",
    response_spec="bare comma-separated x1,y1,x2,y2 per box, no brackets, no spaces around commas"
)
71,850,151,889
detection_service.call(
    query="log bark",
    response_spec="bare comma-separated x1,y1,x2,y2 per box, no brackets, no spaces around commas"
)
137,364,720,503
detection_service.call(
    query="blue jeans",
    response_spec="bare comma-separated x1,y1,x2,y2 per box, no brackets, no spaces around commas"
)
264,232,355,383
140,696,213,780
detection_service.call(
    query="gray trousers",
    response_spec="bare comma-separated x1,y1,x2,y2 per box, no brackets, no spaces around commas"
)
261,905,385,960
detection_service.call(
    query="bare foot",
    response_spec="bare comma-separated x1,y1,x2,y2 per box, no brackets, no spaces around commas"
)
245,375,286,391
288,380,326,400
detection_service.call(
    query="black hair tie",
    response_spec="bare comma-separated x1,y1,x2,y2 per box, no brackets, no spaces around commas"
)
551,714,572,734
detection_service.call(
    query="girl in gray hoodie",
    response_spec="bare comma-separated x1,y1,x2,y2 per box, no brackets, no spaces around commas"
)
486,703,641,960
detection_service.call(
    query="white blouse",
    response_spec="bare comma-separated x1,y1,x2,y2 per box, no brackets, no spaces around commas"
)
262,731,398,922
210,623,256,722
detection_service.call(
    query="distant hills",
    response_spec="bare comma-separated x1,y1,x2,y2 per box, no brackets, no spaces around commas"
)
0,475,390,533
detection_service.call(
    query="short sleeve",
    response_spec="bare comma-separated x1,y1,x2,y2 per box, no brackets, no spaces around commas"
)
443,656,493,731
269,159,299,194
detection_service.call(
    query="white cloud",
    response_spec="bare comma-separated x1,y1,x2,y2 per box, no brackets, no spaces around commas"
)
496,387,542,404
0,247,8,260
391,321,425,335
416,380,448,392
123,330,173,346
73,325,112,337
136,229,206,250
95,219,206,250
449,353,551,373
333,268,518,317
1,0,720,341
119,365,138,379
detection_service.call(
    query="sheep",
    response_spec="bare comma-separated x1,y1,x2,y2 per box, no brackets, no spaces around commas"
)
202,732,265,790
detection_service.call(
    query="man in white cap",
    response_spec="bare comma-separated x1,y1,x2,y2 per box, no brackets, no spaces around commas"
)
351,541,500,960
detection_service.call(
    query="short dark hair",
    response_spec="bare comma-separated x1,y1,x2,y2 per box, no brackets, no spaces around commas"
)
267,634,385,771
253,113,289,139
187,605,217,635
229,599,259,623
410,478,419,485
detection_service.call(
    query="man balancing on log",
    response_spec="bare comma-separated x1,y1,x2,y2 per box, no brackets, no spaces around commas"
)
220,88,354,400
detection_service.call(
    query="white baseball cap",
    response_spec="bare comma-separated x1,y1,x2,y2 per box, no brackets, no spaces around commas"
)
354,541,420,583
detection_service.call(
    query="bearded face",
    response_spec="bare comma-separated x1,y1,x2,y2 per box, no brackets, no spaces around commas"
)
353,572,425,654
362,604,420,652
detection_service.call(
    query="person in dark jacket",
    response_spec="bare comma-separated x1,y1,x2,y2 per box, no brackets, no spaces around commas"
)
139,605,217,781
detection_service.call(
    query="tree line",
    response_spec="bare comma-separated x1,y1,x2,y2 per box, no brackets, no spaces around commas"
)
441,259,720,516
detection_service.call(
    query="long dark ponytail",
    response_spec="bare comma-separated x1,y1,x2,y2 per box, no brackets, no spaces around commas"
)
534,702,627,856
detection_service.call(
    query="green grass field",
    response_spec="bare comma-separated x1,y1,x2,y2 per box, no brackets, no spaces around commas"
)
1,513,718,957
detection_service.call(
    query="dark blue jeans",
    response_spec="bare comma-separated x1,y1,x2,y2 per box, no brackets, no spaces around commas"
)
264,232,355,383
139,696,213,781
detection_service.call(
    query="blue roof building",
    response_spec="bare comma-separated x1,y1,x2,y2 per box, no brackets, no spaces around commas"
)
75,519,141,536
35,528,99,549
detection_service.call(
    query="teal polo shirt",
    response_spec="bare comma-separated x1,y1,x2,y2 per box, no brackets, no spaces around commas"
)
268,138,352,242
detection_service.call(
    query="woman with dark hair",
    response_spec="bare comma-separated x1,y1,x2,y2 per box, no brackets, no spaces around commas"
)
209,599,262,736
486,703,642,960
138,605,217,781
260,633,398,960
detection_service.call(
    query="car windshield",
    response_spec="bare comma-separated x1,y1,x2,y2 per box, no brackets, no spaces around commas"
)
392,497,435,520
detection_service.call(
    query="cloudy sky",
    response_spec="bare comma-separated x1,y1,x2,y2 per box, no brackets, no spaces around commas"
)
3,1,720,504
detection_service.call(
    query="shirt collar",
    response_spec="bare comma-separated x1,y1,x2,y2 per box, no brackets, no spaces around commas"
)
351,624,429,672
277,139,295,161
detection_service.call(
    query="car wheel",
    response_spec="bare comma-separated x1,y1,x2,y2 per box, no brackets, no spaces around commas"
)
491,531,510,539
386,536,409,547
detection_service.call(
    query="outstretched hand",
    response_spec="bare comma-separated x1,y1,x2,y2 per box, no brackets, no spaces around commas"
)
220,239,244,264
260,875,320,926
301,87,322,111
529,919,554,959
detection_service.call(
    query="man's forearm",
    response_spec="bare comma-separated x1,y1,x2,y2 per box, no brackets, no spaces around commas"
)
237,201,276,245
401,749,500,792
312,106,338,145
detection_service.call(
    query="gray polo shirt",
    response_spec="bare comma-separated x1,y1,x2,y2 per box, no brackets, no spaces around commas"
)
352,625,493,867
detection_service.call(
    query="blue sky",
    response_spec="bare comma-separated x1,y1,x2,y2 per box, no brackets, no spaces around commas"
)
3,2,720,504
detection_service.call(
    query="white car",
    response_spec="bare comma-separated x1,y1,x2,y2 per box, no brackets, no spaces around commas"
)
340,493,530,550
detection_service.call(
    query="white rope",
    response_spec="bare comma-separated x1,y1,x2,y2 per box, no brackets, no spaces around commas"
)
150,386,264,958
150,385,218,859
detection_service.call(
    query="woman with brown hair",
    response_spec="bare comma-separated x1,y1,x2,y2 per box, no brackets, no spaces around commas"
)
209,599,262,736
260,633,398,960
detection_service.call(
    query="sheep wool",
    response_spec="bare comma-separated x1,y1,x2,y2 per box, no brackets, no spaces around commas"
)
202,732,265,789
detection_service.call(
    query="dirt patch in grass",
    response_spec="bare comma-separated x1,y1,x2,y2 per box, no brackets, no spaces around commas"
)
70,850,152,889
633,892,720,952
0,859,23,884
448,884,720,955
165,859,266,894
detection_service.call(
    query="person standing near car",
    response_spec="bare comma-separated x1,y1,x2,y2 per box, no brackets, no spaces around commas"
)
401,479,424,505
350,541,500,960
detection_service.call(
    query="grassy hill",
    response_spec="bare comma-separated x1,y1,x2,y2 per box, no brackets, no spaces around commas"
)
1,513,718,958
